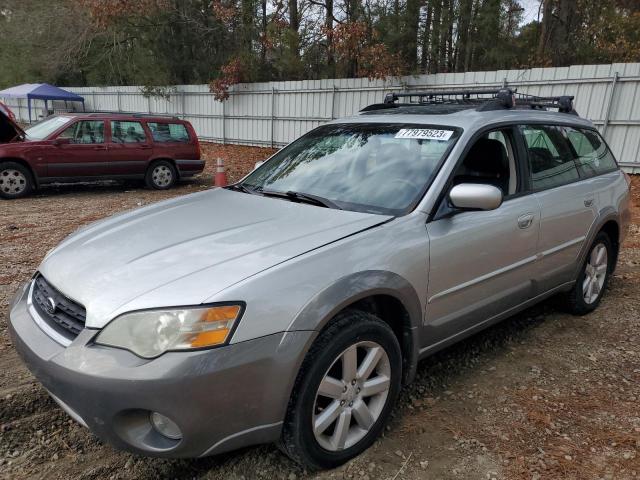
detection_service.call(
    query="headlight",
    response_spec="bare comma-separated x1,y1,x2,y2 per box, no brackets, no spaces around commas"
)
95,304,243,358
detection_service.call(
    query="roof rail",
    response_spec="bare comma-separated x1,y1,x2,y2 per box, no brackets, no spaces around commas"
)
86,111,180,119
361,86,576,115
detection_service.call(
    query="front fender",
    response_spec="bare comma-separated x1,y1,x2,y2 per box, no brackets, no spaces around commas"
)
288,270,423,383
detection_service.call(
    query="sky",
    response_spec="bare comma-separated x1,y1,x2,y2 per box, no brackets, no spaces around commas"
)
519,0,542,25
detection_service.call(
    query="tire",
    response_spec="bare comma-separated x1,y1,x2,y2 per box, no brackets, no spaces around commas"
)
145,160,177,190
280,310,402,470
561,231,613,315
0,161,34,199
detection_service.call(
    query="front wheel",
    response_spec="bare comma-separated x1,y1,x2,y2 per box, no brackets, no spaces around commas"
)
561,232,613,315
280,310,402,470
0,162,34,199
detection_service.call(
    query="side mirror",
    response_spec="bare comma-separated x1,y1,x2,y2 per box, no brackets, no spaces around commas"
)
253,160,264,171
449,183,503,211
53,138,71,146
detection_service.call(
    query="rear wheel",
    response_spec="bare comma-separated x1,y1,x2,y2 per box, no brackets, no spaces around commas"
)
561,232,612,315
0,162,34,199
145,160,177,190
280,310,402,470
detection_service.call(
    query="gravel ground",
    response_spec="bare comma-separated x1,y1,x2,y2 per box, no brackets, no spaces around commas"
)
1,145,639,480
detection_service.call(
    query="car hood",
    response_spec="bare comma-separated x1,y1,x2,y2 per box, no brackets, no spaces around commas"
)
39,188,392,328
0,109,25,143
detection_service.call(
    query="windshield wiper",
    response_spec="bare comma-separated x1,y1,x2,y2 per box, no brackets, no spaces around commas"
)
225,183,258,195
261,189,342,210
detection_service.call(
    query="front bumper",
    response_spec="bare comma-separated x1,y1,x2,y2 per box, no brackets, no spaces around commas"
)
8,282,315,457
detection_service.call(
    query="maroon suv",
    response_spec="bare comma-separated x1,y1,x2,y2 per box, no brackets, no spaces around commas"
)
0,111,203,199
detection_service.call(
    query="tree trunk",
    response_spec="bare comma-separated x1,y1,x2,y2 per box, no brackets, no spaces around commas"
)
438,0,449,72
456,0,473,72
421,3,433,72
261,0,267,62
289,0,299,54
447,0,454,71
536,0,554,63
325,0,334,77
404,0,421,72
465,0,481,70
430,0,442,73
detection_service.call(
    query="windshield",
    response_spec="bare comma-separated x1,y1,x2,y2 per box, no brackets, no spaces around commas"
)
241,123,460,215
25,116,73,140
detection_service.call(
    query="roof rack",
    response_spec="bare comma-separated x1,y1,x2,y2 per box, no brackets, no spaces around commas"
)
85,111,180,119
361,87,576,115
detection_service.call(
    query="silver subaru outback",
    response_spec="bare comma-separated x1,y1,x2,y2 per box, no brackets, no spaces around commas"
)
9,89,631,470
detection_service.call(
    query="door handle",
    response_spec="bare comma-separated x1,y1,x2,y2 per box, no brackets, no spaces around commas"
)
139,145,152,149
93,146,108,151
584,198,594,207
517,213,535,229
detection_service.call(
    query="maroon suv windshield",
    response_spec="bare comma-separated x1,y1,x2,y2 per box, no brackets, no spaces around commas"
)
24,116,73,140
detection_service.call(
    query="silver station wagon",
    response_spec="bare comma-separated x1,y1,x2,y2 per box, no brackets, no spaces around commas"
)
9,88,631,470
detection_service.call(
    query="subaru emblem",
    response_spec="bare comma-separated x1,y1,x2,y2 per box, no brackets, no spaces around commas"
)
45,297,57,315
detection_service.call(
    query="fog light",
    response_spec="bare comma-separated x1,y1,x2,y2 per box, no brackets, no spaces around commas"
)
149,412,182,440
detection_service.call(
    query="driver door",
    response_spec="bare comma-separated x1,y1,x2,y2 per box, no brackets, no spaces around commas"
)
424,128,540,346
46,119,111,178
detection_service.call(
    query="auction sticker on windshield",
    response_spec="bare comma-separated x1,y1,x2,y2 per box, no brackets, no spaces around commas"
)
395,129,454,141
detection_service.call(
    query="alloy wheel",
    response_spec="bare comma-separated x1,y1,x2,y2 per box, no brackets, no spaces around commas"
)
312,341,391,451
583,243,608,304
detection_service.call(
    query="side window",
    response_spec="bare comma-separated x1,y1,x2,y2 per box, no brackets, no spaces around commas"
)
520,125,580,191
58,120,105,144
147,122,190,143
452,129,517,197
565,127,618,177
111,121,146,143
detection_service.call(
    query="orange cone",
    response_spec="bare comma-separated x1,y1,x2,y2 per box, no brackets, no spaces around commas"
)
214,157,228,187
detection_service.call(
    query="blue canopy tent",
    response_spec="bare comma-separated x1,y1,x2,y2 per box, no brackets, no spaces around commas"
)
0,83,85,123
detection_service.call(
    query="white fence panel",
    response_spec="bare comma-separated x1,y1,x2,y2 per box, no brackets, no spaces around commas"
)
2,63,640,169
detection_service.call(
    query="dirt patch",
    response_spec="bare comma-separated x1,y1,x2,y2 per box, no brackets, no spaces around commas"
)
1,149,639,480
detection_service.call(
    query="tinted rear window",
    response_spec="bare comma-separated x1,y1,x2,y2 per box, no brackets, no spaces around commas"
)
565,127,618,177
521,125,580,191
147,122,190,143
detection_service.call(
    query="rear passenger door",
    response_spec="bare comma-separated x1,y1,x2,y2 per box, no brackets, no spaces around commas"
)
107,120,153,176
519,124,598,292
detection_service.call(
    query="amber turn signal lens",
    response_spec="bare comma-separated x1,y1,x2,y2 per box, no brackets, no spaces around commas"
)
190,329,230,347
202,305,241,322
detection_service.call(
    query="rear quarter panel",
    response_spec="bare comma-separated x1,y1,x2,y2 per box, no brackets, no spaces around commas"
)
591,170,631,242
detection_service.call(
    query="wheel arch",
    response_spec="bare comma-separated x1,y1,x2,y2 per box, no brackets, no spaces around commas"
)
288,270,423,384
576,209,620,277
147,157,179,178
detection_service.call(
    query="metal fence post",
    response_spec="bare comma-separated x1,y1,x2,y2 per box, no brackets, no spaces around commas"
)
181,91,186,119
270,87,276,148
222,98,226,145
602,72,619,137
116,90,121,112
147,94,152,115
330,85,336,120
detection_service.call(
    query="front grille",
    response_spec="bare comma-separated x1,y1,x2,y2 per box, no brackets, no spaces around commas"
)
32,275,86,339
